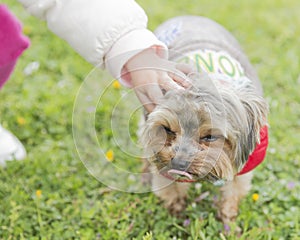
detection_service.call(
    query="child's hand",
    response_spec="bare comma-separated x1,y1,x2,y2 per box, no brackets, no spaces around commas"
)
125,48,192,112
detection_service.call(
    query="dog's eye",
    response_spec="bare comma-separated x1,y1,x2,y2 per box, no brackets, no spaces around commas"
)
163,126,175,135
200,135,218,142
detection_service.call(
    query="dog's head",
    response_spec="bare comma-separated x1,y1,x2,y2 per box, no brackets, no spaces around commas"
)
141,73,268,183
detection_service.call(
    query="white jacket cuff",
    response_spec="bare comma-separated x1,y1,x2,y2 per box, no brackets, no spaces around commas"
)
105,29,168,87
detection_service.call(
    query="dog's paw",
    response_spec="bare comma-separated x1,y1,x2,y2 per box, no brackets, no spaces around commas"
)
217,199,239,224
218,204,242,236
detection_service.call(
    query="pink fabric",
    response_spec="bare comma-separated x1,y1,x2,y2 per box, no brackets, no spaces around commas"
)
0,4,30,89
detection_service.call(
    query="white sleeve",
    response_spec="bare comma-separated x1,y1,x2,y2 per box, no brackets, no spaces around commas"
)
18,0,167,86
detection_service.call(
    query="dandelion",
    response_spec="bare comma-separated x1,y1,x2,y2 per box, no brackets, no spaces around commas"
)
17,117,26,125
23,25,31,35
252,193,259,201
112,80,121,89
36,189,42,198
105,149,114,162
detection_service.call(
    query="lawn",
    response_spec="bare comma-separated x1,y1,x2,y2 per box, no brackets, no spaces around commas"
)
1,0,300,239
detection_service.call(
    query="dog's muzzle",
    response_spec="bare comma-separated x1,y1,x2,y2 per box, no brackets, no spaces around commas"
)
170,157,190,171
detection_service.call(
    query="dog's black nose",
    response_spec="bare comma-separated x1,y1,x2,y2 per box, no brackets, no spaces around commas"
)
171,158,190,171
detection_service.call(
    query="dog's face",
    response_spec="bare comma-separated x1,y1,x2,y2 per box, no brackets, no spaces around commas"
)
141,74,268,183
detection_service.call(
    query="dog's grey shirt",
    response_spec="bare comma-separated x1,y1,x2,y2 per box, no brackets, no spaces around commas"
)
155,16,263,95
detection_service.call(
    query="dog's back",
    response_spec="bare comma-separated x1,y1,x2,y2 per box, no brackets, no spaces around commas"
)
155,16,263,95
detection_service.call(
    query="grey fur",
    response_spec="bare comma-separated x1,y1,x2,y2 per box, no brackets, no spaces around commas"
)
141,72,267,178
141,16,268,179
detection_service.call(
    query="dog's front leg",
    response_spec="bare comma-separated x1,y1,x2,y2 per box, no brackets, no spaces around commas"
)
218,172,253,224
152,172,190,215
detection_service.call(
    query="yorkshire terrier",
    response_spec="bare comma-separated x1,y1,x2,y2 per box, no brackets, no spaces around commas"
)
140,16,268,224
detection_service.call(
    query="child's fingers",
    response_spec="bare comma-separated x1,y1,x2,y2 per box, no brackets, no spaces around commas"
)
175,63,195,75
167,68,191,88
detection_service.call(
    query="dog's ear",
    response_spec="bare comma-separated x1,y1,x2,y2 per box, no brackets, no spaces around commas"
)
140,108,172,153
235,90,268,167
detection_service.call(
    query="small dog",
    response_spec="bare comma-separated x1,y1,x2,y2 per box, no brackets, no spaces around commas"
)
140,16,268,224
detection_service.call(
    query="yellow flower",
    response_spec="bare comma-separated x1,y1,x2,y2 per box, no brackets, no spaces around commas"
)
252,193,259,201
17,117,26,125
23,26,31,35
36,190,42,198
112,80,121,89
106,150,114,162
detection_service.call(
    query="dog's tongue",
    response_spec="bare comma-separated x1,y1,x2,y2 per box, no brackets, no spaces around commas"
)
168,169,193,180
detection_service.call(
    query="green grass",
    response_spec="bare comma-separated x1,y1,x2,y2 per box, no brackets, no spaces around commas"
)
1,0,300,239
